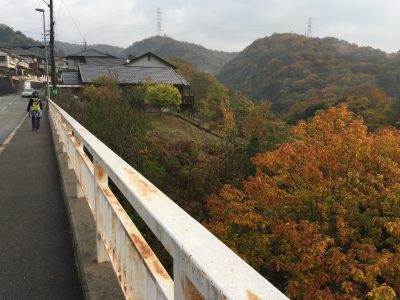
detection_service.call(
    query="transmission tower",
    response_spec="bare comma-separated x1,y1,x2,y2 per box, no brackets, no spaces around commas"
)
157,7,162,36
306,18,312,38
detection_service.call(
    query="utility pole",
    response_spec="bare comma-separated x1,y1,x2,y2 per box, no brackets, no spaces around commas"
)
49,0,57,89
35,8,50,102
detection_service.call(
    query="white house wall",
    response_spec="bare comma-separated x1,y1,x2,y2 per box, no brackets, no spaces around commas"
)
127,56,168,68
0,51,16,69
67,58,79,70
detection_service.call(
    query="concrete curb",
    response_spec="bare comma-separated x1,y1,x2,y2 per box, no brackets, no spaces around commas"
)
49,118,125,300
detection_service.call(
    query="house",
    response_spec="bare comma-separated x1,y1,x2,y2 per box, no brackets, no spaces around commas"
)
0,48,29,78
60,51,194,111
9,48,46,80
0,47,48,82
126,52,177,68
0,47,48,92
55,57,68,70
66,49,126,69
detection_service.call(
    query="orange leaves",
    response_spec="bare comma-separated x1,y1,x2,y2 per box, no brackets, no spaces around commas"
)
219,183,244,201
336,217,354,245
216,100,237,139
385,220,400,237
367,284,397,300
244,173,293,209
206,105,400,299
270,221,342,299
207,184,267,232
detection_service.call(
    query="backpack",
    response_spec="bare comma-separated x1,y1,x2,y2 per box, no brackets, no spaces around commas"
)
31,99,41,112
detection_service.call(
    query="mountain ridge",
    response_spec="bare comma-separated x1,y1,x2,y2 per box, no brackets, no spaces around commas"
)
122,35,238,75
0,25,237,74
217,33,400,112
55,40,124,57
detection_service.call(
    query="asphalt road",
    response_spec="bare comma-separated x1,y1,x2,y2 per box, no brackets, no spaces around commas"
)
0,112,83,299
0,93,28,144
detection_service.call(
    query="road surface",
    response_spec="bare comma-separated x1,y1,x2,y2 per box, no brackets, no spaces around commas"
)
0,93,28,144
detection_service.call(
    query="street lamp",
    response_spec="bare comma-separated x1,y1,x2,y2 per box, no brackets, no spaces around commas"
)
35,8,50,105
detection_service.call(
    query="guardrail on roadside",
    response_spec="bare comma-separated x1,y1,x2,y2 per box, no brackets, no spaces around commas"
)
49,100,288,300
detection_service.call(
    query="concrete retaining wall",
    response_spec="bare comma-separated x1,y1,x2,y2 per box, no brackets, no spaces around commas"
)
0,77,15,95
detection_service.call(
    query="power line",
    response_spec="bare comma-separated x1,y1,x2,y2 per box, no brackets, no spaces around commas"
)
57,0,63,20
55,0,63,41
20,26,43,32
62,0,86,44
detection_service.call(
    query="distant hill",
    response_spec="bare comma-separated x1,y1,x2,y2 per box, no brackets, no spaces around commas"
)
0,24,53,56
0,24,124,58
1,25,237,74
217,33,400,112
122,36,238,75
55,40,124,57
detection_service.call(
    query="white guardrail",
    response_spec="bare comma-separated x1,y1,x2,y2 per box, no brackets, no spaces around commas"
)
49,100,288,300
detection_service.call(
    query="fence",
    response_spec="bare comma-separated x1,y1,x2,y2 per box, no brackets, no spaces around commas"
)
49,100,288,300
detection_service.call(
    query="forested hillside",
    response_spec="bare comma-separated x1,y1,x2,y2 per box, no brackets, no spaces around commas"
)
0,24,55,56
1,24,237,74
0,24,40,47
122,36,238,75
55,54,400,298
0,24,125,57
55,40,124,57
218,33,400,114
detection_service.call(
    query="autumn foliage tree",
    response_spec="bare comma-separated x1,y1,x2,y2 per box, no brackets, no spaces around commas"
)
206,105,400,299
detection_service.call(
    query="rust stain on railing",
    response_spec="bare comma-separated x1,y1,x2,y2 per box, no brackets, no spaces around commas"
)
123,166,158,197
180,274,205,300
130,232,171,280
247,290,262,300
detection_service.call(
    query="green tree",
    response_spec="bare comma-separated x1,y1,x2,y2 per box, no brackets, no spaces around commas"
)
144,83,181,112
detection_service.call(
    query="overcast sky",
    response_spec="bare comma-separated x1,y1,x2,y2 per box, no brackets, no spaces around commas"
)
1,0,399,53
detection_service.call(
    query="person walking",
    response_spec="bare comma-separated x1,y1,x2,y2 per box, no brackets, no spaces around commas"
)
27,91,43,131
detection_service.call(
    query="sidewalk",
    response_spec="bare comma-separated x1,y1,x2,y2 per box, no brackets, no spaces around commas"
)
0,113,83,299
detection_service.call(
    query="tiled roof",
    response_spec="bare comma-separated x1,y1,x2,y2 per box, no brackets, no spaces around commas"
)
10,47,43,58
85,57,126,65
62,71,80,85
68,49,114,58
79,64,189,86
0,48,25,59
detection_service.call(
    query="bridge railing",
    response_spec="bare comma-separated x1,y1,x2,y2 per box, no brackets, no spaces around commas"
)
49,100,288,300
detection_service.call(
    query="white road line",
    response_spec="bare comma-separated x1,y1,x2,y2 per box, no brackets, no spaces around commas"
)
0,114,28,156
1,106,6,111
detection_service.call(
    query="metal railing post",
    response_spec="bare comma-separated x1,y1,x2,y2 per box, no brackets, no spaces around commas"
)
174,261,204,300
94,159,110,263
74,135,84,198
